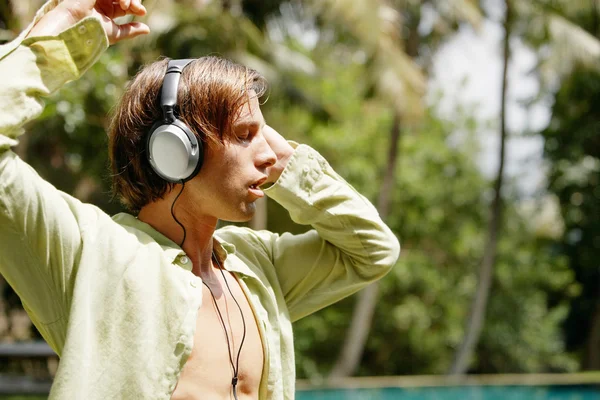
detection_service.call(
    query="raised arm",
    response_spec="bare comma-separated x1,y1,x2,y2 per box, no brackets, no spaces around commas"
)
0,0,149,143
217,126,400,322
27,0,148,44
0,0,148,349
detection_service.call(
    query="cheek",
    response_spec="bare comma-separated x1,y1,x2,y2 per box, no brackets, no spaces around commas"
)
200,162,238,196
197,144,248,193
197,147,228,180
217,149,247,180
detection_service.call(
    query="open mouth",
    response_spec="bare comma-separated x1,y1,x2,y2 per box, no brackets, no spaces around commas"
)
250,177,267,189
248,179,266,198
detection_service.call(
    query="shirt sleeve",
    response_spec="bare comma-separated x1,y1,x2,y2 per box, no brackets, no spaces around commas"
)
0,8,108,148
220,144,400,322
0,9,109,330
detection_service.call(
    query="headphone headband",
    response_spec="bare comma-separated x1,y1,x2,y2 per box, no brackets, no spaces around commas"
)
160,59,194,123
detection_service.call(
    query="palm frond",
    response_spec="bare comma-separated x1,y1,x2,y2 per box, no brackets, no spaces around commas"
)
309,0,427,120
312,0,385,48
521,1,600,82
532,0,600,19
437,0,484,29
542,15,600,82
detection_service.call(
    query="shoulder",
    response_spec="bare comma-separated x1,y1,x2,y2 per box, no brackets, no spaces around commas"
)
216,225,277,248
216,226,289,298
215,225,281,262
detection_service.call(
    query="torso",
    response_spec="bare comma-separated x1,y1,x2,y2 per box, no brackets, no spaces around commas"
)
171,266,264,400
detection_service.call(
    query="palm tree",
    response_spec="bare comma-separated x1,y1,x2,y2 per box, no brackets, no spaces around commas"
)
449,0,513,376
450,0,600,376
524,0,600,373
314,0,483,379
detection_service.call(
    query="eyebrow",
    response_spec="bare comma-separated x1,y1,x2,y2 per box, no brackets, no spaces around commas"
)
233,119,265,131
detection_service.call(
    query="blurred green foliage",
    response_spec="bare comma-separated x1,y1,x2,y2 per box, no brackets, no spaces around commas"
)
0,0,596,383
542,65,600,369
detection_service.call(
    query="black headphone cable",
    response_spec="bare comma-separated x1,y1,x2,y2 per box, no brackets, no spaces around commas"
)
171,180,187,248
204,252,247,400
169,181,247,397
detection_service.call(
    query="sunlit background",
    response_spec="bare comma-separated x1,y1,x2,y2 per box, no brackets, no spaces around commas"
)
1,0,599,398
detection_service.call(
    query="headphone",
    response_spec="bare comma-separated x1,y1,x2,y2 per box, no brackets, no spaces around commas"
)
146,59,203,183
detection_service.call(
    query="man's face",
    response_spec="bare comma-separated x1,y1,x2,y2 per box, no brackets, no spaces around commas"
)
189,95,277,222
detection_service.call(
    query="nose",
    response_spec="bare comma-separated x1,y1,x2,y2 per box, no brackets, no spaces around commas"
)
255,132,277,168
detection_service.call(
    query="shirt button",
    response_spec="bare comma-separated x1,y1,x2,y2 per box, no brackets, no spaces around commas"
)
78,25,87,34
85,39,93,46
303,166,310,173
190,280,197,288
180,256,189,265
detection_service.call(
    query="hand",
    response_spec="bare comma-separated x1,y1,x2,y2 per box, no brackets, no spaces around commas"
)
29,0,150,45
262,125,294,185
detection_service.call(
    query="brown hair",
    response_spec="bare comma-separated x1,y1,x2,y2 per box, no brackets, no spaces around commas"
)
108,56,268,212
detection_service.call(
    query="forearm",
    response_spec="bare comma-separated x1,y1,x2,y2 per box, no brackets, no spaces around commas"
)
261,144,399,320
266,144,399,273
0,14,108,149
0,0,149,149
261,131,397,270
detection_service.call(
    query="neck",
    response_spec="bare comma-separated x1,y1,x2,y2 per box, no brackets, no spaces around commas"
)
138,185,218,277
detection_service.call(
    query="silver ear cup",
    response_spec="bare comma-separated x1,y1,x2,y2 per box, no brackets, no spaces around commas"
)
147,122,200,183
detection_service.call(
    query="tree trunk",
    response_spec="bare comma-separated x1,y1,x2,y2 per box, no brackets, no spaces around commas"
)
329,111,401,379
584,294,600,369
448,0,512,376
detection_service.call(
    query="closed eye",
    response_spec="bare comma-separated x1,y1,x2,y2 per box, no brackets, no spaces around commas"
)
237,131,251,143
233,120,262,144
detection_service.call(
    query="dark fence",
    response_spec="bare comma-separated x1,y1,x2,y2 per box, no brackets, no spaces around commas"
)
0,342,54,395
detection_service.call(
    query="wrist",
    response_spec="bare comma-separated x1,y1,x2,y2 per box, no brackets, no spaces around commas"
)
56,2,93,25
265,148,294,184
27,4,87,38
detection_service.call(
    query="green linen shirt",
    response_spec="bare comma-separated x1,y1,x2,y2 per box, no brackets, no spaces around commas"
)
0,2,400,399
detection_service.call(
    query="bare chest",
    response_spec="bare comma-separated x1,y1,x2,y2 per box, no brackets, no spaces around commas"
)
171,272,264,400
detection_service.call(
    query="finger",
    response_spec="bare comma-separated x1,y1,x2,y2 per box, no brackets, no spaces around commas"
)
263,125,284,147
110,22,150,44
117,0,131,11
129,0,147,16
110,0,145,17
106,5,127,19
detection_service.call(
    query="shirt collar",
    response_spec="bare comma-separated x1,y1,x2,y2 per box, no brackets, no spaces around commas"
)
213,234,259,280
112,213,255,279
112,212,185,264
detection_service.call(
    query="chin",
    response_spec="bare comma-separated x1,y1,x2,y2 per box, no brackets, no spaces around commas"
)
219,204,256,223
220,215,255,224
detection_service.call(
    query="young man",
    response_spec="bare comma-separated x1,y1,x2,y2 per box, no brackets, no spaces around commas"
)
0,0,399,399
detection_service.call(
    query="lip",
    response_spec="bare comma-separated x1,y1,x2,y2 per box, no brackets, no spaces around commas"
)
248,176,267,198
253,177,268,187
248,186,265,198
